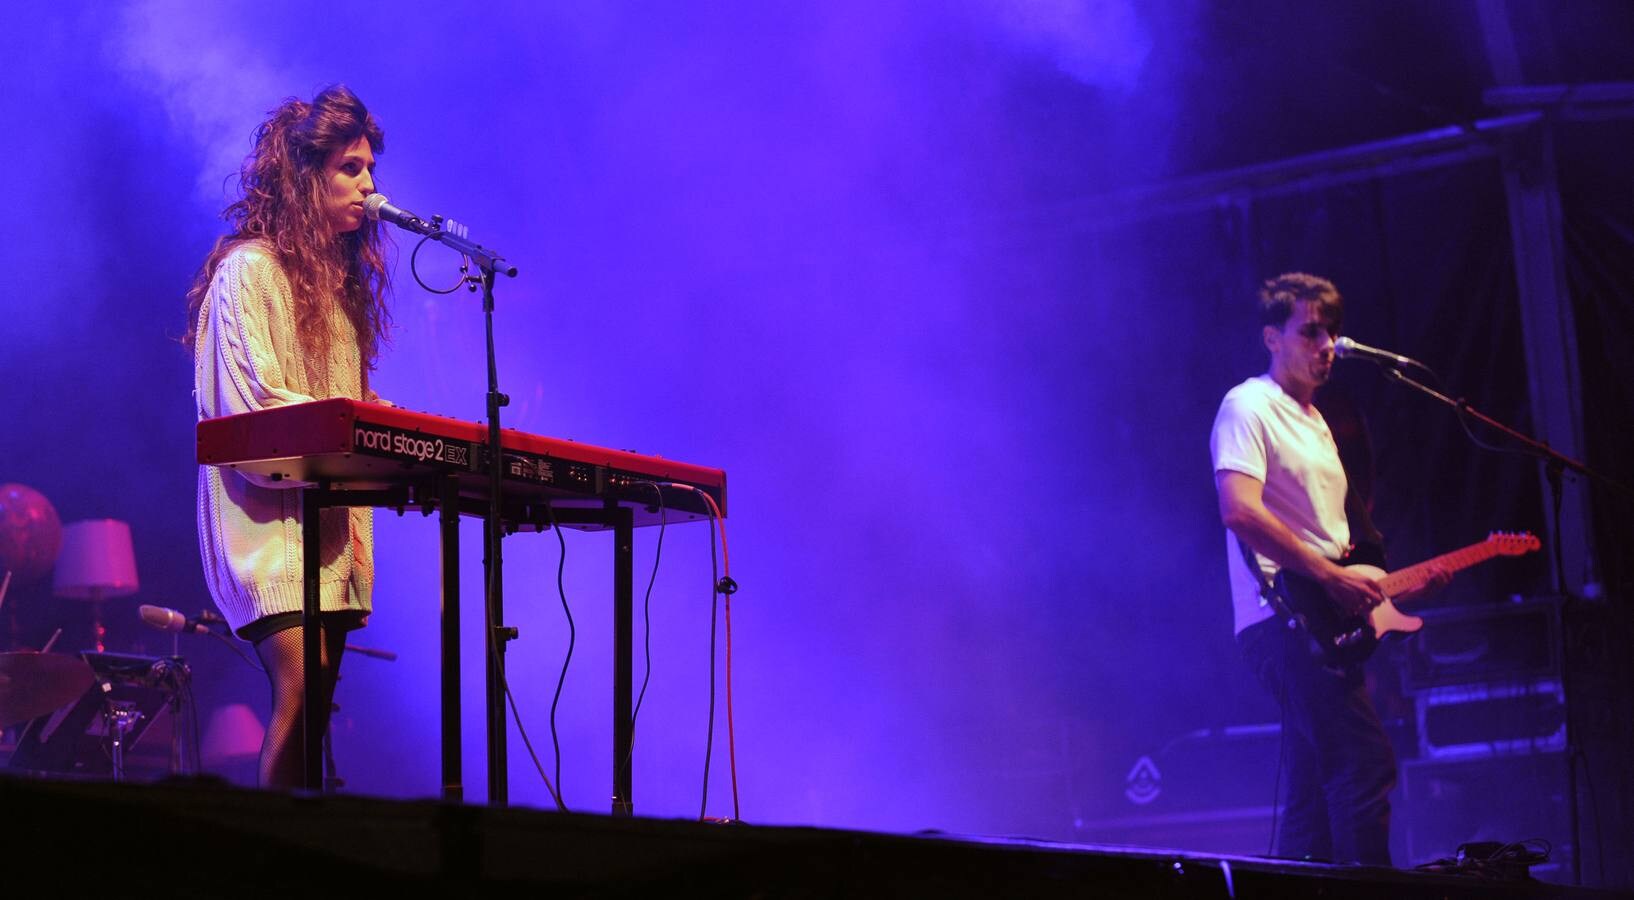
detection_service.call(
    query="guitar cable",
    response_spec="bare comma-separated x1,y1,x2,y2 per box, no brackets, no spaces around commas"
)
1238,537,1290,858
1268,625,1291,857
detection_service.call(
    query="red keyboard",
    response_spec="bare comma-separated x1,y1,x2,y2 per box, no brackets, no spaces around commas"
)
197,398,726,526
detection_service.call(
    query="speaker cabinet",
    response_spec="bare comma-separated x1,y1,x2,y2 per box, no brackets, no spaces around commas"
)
1416,679,1566,758
1406,600,1560,692
1397,752,1573,883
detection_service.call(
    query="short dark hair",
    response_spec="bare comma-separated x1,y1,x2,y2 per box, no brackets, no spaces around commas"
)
1259,272,1342,334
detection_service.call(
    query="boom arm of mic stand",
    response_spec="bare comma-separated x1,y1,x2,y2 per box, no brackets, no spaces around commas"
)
1383,367,1633,598
1381,368,1629,495
433,229,517,278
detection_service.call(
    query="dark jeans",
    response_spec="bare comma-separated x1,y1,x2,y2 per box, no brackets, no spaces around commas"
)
1239,616,1397,865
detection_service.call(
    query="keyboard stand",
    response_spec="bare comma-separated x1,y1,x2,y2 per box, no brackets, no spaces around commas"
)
298,480,640,816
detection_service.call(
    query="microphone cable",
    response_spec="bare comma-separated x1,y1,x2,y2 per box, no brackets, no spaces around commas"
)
209,629,266,673
408,220,475,295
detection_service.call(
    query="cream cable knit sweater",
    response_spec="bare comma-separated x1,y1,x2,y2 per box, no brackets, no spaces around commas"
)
194,242,373,635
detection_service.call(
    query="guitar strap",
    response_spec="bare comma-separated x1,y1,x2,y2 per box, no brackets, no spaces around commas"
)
1235,536,1298,624
1238,535,1351,675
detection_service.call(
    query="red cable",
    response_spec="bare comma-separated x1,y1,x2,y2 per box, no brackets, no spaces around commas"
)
695,489,739,821
663,484,740,821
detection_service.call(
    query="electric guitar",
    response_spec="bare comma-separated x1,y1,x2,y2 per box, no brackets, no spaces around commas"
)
1274,532,1541,667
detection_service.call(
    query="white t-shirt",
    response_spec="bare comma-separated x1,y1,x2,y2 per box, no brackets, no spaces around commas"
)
1210,375,1351,635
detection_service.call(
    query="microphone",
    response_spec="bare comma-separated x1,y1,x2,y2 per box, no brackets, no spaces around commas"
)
363,193,435,235
365,193,517,277
139,604,225,636
1334,336,1418,368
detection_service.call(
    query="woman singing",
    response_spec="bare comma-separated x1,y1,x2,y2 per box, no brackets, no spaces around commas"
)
187,85,389,789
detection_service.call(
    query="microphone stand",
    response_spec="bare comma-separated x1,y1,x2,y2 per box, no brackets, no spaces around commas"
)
1377,366,1631,584
432,224,518,805
1376,364,1632,884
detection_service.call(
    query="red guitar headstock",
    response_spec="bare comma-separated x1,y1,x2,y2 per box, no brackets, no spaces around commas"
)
1484,531,1542,556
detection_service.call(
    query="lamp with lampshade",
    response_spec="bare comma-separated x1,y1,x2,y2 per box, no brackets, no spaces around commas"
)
52,519,139,653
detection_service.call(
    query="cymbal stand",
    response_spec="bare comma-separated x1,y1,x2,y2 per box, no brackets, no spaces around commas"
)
104,701,143,782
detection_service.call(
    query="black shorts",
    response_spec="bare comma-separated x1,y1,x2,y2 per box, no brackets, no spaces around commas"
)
239,610,368,645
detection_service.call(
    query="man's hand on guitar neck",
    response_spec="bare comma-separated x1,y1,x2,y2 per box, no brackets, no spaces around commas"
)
1317,560,1452,616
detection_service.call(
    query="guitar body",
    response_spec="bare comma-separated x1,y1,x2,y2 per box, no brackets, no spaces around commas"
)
1276,560,1423,668
1271,532,1539,668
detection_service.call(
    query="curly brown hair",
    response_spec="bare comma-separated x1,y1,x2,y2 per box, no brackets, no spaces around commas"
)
186,85,390,379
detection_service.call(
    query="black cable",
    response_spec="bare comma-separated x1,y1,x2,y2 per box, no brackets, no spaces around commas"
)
1268,628,1289,857
1237,539,1290,858
480,496,564,809
1450,402,1538,458
409,232,470,295
477,516,565,813
1400,365,1555,463
479,565,565,809
699,505,720,821
635,482,668,724
208,628,265,673
493,638,565,810
545,503,575,806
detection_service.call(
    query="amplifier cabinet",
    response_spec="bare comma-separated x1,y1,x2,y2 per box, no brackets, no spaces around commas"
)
1397,752,1574,884
1415,679,1566,759
1406,600,1560,692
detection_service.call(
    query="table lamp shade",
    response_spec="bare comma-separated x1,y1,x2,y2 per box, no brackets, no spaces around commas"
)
52,519,139,598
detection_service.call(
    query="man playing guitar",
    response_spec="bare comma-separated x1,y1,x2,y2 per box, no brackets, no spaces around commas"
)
1210,272,1449,866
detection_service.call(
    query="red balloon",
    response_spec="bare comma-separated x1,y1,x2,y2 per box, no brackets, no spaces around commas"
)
0,483,62,584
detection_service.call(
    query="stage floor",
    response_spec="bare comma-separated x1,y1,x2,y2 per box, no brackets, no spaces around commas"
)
2,773,1624,898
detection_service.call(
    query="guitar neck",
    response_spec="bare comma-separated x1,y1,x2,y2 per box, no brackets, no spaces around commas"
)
1377,541,1504,598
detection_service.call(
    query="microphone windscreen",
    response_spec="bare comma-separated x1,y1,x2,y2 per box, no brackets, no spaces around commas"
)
138,604,185,632
363,193,390,221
